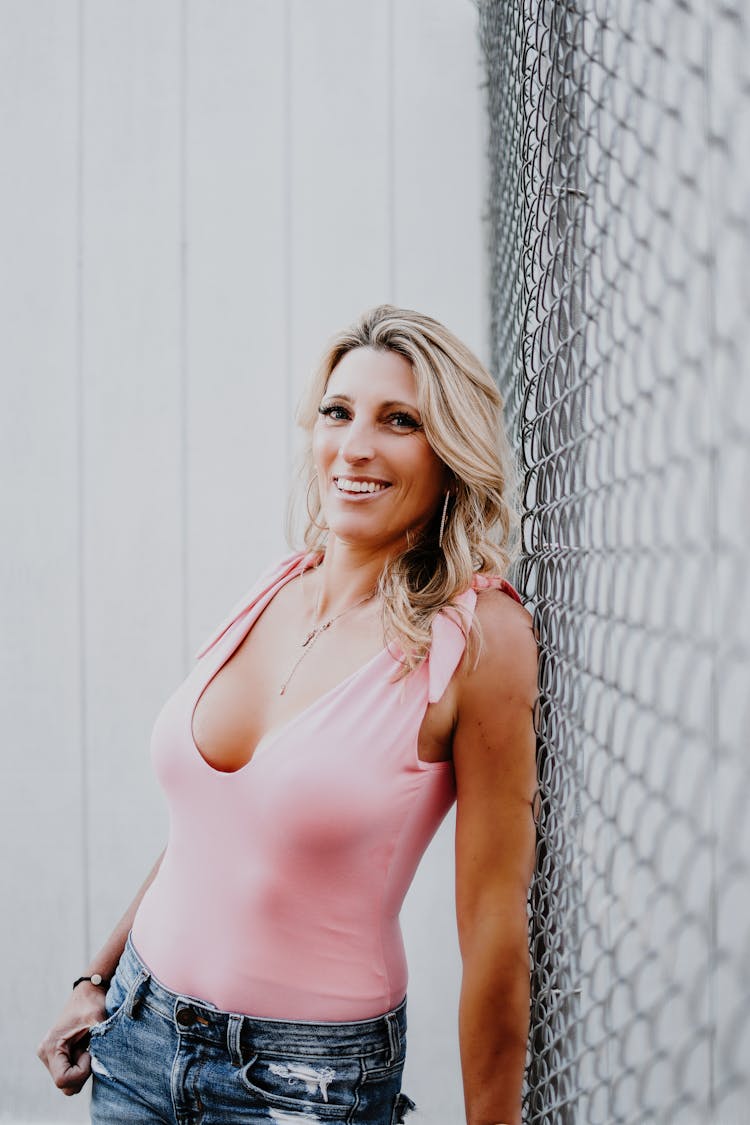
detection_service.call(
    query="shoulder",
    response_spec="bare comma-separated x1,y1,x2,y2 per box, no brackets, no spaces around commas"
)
195,550,308,660
459,585,538,708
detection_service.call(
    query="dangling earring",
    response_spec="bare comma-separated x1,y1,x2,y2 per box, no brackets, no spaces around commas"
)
438,491,451,548
306,474,327,530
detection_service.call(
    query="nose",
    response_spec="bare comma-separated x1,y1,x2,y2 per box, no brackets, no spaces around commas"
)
337,418,376,463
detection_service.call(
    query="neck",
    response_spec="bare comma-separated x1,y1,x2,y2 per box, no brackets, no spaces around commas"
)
309,535,400,620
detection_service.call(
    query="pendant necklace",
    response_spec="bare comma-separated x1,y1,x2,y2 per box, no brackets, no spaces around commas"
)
279,583,378,696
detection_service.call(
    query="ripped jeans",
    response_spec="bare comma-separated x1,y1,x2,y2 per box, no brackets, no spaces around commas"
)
89,934,415,1125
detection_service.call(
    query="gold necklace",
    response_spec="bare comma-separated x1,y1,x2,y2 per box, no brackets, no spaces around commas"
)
279,586,377,696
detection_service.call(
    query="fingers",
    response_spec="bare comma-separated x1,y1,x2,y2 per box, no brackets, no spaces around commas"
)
58,1047,92,1096
37,1028,93,1096
57,1048,92,1096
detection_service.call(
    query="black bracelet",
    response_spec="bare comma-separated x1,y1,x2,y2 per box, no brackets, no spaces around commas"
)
72,973,110,990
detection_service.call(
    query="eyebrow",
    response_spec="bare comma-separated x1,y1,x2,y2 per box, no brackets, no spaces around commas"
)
321,394,421,413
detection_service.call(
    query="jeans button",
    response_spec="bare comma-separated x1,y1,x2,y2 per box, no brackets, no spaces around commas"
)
176,1006,197,1027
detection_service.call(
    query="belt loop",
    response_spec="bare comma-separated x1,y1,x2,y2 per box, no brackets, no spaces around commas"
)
385,1010,401,1064
227,1014,245,1067
124,968,151,1018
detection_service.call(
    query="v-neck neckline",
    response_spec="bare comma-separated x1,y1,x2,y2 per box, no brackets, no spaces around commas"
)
189,559,393,776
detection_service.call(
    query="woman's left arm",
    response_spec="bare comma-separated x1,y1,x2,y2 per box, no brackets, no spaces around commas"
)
453,590,539,1125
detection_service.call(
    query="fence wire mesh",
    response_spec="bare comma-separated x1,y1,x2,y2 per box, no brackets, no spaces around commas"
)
478,1,749,1122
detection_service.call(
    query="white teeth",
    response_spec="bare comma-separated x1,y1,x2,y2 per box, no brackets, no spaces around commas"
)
335,478,387,494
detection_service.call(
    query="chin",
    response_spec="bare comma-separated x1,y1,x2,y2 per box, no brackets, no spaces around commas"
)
327,521,404,552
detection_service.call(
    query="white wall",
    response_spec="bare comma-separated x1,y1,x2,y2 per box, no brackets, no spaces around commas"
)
0,1,486,1121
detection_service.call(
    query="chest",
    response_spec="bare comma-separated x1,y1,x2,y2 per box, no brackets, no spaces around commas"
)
189,581,454,773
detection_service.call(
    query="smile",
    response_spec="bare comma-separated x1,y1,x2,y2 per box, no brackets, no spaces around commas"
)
334,477,391,495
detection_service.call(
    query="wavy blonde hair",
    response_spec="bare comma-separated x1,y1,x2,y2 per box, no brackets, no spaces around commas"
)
291,304,520,675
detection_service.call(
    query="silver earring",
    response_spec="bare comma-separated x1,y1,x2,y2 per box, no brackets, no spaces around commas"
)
438,491,451,548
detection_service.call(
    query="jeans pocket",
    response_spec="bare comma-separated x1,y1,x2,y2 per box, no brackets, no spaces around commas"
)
88,964,130,1039
349,1054,403,1123
239,1051,361,1119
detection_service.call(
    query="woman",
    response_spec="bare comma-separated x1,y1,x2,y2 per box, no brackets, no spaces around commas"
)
38,305,538,1125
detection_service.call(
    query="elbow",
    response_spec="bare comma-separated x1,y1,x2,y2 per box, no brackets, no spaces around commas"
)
457,882,530,964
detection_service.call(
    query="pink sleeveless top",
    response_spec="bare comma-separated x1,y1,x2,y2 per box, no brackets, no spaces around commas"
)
131,552,521,1020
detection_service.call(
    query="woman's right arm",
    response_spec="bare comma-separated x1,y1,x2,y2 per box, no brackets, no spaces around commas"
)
37,848,165,1096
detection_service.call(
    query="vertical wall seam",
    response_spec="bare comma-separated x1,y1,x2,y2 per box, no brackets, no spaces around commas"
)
283,0,293,501
76,0,91,962
703,5,719,1113
387,0,396,302
180,0,189,668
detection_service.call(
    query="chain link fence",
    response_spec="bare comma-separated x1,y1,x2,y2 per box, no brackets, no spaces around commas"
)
478,1,749,1121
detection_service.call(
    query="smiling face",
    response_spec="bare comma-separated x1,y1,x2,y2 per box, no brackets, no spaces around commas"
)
312,346,449,554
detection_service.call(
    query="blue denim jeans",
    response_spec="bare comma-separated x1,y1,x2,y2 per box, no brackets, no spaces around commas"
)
89,934,415,1124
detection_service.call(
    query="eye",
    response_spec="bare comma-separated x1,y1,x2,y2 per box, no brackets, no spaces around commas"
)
387,411,422,431
318,403,351,422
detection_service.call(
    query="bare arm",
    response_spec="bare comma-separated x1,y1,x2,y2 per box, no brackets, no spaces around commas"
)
37,848,165,1096
453,593,538,1125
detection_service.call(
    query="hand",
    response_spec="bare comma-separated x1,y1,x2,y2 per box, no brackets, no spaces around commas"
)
37,983,107,1096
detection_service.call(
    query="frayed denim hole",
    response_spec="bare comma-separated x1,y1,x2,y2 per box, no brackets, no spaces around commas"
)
89,1052,113,1079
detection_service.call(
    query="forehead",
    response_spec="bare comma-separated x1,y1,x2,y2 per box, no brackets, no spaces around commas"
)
325,347,417,402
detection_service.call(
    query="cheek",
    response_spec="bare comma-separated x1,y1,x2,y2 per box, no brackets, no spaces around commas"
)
311,425,336,471
412,449,448,502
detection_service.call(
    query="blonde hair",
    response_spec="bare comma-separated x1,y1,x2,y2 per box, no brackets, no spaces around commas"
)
292,304,520,675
